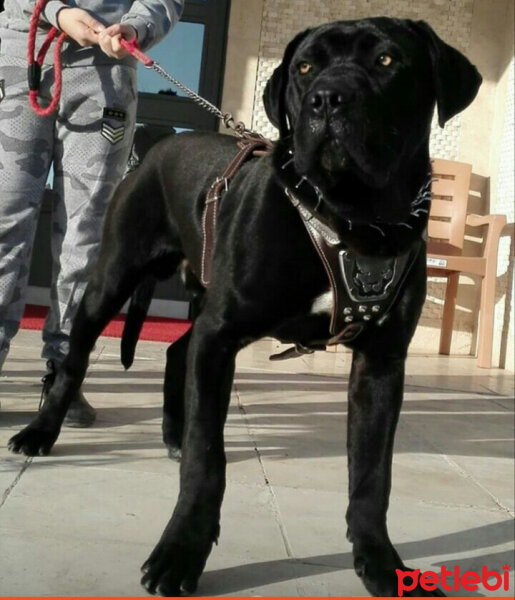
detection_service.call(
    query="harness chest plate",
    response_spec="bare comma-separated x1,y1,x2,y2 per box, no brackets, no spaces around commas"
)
332,246,416,342
285,188,422,345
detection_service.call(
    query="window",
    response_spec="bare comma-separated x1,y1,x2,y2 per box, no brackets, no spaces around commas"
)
136,0,231,131
134,0,232,313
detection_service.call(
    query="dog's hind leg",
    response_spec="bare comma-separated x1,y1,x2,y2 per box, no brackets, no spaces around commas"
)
162,327,192,460
7,257,144,456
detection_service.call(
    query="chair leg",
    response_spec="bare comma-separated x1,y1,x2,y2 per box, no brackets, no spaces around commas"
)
477,273,496,368
439,273,459,355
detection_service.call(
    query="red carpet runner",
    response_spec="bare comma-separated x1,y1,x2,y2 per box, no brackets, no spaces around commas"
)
20,304,191,343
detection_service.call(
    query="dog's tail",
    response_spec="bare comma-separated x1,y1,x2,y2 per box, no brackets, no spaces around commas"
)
121,276,156,370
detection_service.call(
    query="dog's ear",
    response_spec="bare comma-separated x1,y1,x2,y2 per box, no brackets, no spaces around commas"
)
411,20,482,127
263,28,311,137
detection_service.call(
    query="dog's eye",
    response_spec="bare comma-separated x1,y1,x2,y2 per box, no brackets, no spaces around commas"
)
377,53,393,67
299,62,312,75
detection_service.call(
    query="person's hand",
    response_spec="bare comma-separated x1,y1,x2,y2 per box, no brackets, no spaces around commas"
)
56,7,105,47
98,24,138,59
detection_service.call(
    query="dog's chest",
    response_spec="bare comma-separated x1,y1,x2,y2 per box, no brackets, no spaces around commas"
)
270,249,407,352
281,180,425,345
311,290,333,315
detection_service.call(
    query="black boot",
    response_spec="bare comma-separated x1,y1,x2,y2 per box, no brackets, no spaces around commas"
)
41,360,97,428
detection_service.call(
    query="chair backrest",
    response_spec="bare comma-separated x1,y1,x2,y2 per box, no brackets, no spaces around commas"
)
428,158,472,250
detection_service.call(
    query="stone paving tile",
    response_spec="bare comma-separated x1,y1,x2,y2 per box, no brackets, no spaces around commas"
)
0,330,513,597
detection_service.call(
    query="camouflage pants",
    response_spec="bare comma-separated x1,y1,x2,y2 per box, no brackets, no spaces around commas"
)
0,56,137,372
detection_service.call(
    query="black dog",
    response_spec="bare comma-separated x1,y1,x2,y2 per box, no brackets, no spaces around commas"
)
8,18,481,597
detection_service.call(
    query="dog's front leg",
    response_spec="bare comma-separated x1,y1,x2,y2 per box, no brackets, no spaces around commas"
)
346,351,443,597
141,313,237,596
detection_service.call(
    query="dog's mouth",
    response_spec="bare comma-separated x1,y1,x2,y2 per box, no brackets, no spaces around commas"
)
293,116,395,189
318,137,350,172
293,121,352,174
293,125,367,185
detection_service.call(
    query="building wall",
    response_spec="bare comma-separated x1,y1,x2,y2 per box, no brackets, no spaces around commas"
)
222,0,514,368
220,0,264,132
492,54,514,369
459,0,514,369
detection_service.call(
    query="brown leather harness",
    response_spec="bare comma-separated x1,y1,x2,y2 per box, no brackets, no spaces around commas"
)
285,188,422,347
200,135,274,286
200,138,427,355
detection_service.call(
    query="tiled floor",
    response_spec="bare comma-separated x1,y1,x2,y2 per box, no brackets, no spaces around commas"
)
0,329,514,597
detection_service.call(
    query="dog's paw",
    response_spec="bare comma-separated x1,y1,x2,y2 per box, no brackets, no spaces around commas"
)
165,443,182,462
355,556,446,597
352,541,446,598
141,538,212,596
162,420,183,462
8,425,58,456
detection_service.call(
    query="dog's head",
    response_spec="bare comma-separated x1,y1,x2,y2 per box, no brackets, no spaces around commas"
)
264,18,481,190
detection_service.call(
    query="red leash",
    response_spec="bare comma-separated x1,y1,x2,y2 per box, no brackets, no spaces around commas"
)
27,8,249,136
27,0,66,116
28,1,154,117
119,38,154,67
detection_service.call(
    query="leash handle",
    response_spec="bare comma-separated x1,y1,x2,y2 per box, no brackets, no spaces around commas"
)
26,7,149,116
27,8,260,139
27,2,147,117
27,0,67,116
120,38,154,67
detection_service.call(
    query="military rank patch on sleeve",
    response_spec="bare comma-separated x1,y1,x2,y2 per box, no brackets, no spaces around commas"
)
101,121,125,144
101,107,127,145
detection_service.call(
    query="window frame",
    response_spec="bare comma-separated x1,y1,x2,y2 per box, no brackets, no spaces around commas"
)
136,0,232,131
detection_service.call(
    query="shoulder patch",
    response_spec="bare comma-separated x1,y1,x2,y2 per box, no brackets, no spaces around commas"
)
103,107,126,122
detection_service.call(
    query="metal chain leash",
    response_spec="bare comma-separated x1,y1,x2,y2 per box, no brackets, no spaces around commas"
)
148,62,252,137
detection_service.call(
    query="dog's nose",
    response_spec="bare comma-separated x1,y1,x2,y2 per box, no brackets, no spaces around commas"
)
308,88,345,116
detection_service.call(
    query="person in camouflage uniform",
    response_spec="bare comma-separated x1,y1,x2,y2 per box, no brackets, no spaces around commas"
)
0,0,183,425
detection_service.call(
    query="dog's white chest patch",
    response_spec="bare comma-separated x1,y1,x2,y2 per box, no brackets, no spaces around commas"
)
311,290,333,315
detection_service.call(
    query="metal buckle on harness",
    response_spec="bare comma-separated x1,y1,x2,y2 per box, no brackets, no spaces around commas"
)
269,342,327,361
217,176,229,192
206,177,229,203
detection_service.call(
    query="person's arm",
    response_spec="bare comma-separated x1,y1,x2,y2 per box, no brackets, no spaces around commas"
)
120,0,184,50
97,0,184,59
42,1,74,29
42,1,105,47
41,1,184,57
